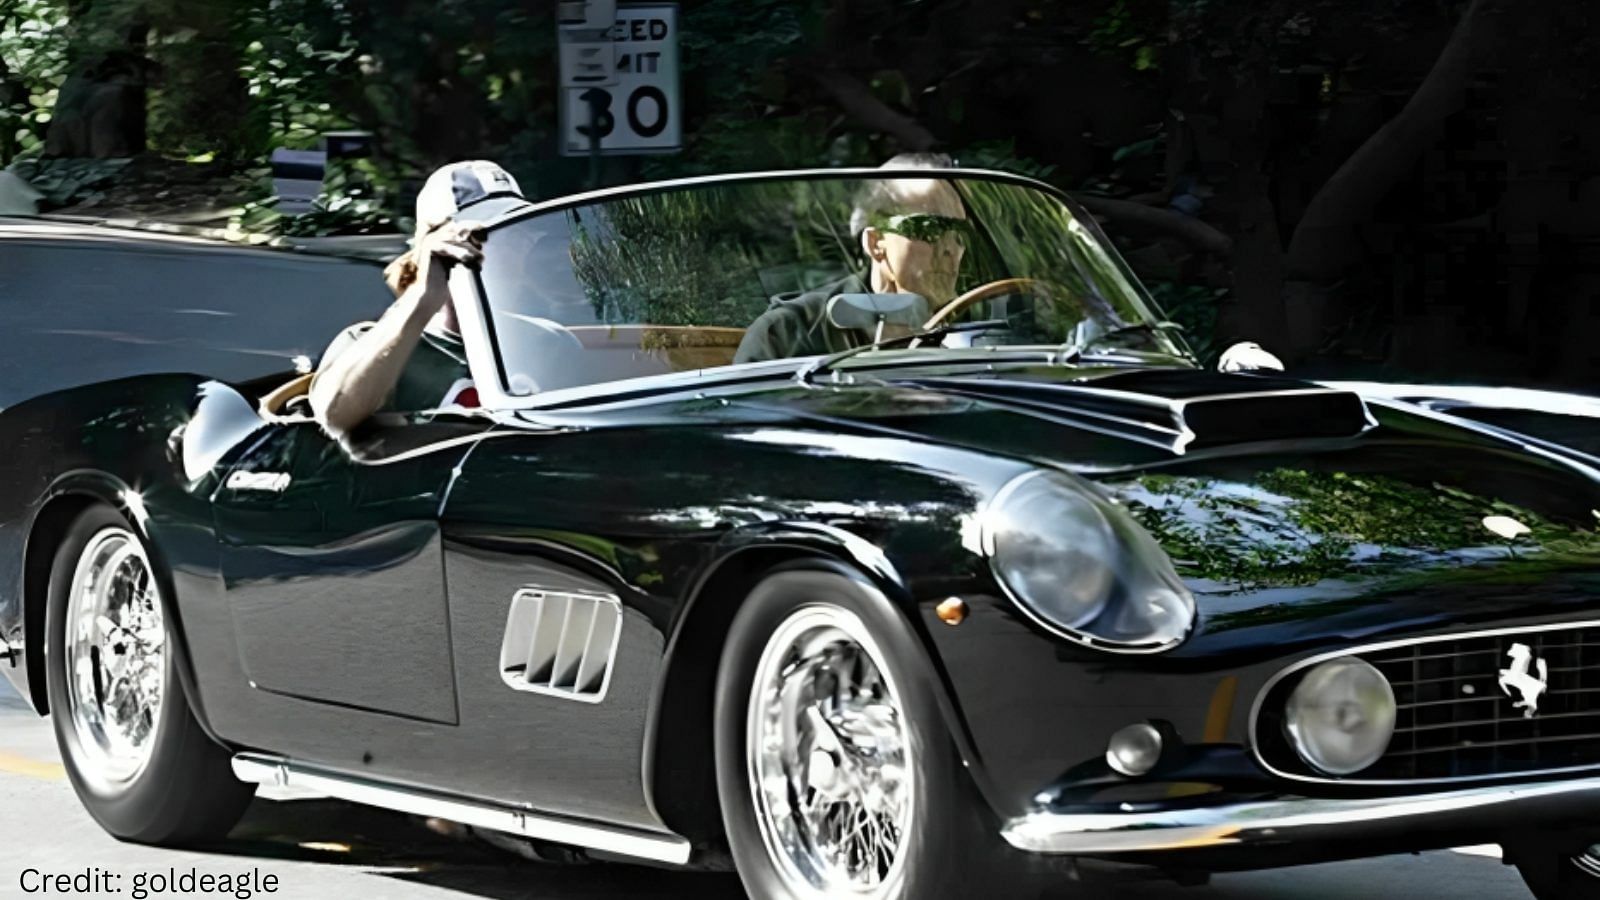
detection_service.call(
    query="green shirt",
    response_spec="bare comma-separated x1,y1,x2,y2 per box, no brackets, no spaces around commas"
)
734,274,873,364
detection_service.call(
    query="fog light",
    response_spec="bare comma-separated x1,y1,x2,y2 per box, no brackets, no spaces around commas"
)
1106,723,1164,777
1286,657,1396,776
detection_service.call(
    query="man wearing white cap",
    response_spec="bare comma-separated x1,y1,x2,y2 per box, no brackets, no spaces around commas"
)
309,160,522,433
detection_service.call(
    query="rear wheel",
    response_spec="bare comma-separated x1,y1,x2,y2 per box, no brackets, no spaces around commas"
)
45,504,254,845
713,565,1020,899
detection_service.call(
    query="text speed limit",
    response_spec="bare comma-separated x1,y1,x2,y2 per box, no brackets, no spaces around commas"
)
575,84,670,141
560,4,680,155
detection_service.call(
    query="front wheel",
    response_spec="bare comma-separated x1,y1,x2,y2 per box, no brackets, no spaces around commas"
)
713,566,1019,900
1510,838,1600,900
45,504,254,845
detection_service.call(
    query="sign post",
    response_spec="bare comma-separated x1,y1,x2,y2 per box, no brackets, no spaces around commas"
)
558,3,681,169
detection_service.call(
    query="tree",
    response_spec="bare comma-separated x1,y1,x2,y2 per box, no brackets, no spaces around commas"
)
1282,0,1507,352
44,0,151,157
145,0,259,160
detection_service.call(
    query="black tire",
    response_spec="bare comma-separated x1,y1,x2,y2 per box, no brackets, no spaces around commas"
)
713,564,1023,900
1510,837,1600,900
45,503,254,845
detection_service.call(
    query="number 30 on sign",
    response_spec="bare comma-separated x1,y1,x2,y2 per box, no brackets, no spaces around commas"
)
560,4,681,156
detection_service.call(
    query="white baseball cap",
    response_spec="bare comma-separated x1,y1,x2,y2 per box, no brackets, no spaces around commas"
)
414,160,524,231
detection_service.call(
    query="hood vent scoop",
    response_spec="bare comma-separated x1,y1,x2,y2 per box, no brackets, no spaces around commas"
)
899,375,1375,454
1178,389,1376,452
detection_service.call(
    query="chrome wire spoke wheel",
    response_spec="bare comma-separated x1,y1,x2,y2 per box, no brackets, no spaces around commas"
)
1575,847,1600,879
63,527,166,788
747,604,915,898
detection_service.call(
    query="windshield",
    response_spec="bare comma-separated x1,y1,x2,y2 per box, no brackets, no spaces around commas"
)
472,171,1190,397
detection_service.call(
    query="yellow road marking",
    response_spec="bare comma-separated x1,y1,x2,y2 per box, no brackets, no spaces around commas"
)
0,751,66,780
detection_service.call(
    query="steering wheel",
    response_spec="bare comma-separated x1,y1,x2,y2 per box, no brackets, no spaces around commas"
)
921,277,1045,331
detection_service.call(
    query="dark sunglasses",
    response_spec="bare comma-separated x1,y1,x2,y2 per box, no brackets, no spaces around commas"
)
872,212,971,244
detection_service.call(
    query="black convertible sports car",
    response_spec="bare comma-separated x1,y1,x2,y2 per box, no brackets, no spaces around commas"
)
4,169,1600,899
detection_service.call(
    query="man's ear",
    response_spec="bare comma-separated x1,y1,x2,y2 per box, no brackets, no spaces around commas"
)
860,227,886,261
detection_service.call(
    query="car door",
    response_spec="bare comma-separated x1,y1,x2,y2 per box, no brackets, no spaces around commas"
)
211,414,490,724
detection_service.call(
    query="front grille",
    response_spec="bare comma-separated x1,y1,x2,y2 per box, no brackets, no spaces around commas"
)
1368,628,1600,779
1257,624,1600,783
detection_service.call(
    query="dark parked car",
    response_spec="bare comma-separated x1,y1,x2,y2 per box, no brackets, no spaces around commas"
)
0,216,397,407
3,170,1600,899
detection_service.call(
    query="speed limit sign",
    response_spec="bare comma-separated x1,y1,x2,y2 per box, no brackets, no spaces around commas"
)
559,4,681,156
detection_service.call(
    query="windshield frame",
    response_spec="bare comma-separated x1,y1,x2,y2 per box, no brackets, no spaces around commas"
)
451,167,1199,411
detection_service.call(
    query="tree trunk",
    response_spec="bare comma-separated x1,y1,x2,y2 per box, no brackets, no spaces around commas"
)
1285,0,1504,282
1070,193,1233,256
1225,164,1289,349
0,53,19,165
807,67,937,151
1216,76,1289,350
44,2,151,158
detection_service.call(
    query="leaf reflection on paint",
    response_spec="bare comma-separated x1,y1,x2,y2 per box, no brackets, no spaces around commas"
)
1112,469,1600,591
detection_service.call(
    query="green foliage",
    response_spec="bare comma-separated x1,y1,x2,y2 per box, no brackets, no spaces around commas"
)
4,0,1478,356
956,140,1057,181
5,155,128,205
1087,0,1161,72
1146,281,1222,361
678,0,818,97
639,0,834,180
0,0,70,162
568,179,843,327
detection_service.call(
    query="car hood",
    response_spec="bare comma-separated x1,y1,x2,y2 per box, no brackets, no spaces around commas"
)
515,363,1600,643
690,364,1578,475
702,364,1600,640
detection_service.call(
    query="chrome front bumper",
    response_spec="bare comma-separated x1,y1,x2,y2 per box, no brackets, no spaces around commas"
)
1003,775,1600,855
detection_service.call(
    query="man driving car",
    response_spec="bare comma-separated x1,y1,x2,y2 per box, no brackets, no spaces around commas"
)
733,153,969,363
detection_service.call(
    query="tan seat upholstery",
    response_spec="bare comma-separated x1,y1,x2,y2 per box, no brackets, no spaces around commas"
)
568,325,747,371
259,372,314,418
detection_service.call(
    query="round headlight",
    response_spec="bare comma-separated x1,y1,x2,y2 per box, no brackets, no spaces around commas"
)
988,474,1116,629
1286,658,1397,776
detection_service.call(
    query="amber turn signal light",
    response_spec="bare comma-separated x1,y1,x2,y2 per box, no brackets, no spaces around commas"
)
936,597,968,626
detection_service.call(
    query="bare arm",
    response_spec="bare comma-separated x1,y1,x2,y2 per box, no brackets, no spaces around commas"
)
309,223,482,434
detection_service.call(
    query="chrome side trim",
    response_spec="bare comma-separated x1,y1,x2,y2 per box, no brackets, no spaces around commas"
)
1249,617,1600,786
232,753,692,865
1002,773,1600,855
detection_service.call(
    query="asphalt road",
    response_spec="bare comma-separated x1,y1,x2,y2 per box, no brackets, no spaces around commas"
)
0,679,1534,899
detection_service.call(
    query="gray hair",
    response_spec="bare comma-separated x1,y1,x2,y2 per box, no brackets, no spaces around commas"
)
849,153,956,238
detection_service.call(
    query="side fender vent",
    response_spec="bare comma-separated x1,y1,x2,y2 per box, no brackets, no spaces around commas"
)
499,589,623,702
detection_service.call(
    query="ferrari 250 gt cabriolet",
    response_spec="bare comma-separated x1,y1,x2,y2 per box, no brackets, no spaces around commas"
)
3,169,1600,899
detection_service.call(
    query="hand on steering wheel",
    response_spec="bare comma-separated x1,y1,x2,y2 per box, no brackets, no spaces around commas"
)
921,278,1044,331
909,278,1049,348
